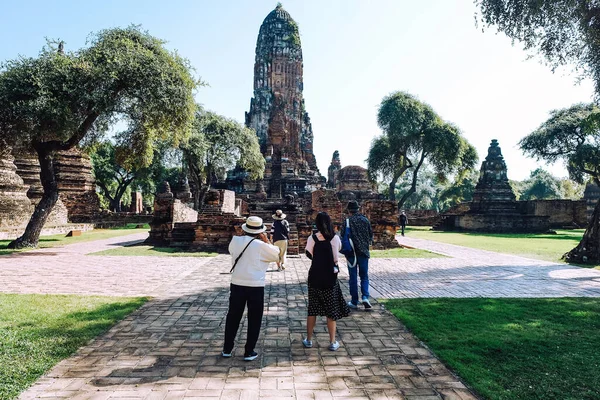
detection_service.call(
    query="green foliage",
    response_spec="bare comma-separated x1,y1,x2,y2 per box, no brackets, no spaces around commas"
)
182,108,264,208
519,168,562,200
0,26,198,164
476,0,600,98
368,91,477,207
437,170,479,210
559,178,586,200
0,294,147,399
90,140,179,211
520,103,600,185
383,298,600,400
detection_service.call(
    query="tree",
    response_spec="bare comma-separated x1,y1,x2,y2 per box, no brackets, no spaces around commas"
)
367,91,478,210
476,0,600,98
520,103,600,264
0,27,198,248
438,170,479,211
519,168,562,200
559,178,586,200
91,141,171,212
181,109,264,210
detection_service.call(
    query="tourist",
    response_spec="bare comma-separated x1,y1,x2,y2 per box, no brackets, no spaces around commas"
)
303,212,350,351
399,210,408,236
223,216,280,361
341,200,374,310
271,209,290,271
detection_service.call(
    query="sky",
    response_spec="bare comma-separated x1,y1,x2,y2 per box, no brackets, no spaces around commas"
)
0,0,595,181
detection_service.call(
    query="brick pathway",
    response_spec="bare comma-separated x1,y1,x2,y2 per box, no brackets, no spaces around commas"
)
4,234,476,400
370,235,600,299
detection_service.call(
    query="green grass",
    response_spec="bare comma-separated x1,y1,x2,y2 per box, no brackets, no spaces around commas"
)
383,298,600,400
371,247,444,258
404,226,600,267
89,244,217,257
0,224,149,256
0,294,148,400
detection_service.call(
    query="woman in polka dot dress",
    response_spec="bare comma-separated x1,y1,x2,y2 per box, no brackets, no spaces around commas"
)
303,212,350,351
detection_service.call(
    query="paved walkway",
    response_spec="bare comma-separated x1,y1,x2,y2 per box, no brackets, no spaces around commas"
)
3,233,476,400
4,232,600,399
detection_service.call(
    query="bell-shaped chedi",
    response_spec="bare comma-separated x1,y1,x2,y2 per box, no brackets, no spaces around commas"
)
242,3,321,197
0,145,33,230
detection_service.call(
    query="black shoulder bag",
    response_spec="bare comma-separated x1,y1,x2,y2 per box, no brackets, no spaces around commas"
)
230,238,257,273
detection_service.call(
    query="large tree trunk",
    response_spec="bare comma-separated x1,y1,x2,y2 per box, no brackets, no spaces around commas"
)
397,153,426,211
563,199,600,264
389,175,398,201
8,148,59,249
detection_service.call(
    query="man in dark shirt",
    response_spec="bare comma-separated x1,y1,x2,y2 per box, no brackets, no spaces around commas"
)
342,200,373,310
399,210,408,236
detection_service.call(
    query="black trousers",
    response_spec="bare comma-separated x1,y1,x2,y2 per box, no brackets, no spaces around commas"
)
223,283,264,355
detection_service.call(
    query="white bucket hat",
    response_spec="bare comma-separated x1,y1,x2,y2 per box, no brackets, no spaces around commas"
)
242,216,267,234
272,209,287,220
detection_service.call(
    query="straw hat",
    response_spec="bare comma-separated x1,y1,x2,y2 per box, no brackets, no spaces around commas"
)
272,209,287,220
242,216,267,234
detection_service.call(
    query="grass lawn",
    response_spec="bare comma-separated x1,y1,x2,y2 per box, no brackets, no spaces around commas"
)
0,224,149,256
371,247,444,258
89,244,217,257
404,226,600,268
383,298,600,400
0,294,148,400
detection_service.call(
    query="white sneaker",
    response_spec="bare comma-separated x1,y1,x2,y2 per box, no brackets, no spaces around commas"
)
221,351,232,358
347,301,359,309
328,341,340,351
362,299,372,309
302,338,313,348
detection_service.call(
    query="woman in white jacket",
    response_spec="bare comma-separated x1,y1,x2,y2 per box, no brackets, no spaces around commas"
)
222,216,280,361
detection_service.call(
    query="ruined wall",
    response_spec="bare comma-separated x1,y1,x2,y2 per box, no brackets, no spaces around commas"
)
521,199,587,228
455,214,549,233
406,209,439,226
311,189,343,227
54,149,100,222
0,149,34,231
363,200,400,249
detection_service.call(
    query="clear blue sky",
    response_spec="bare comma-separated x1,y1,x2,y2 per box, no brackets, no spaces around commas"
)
1,0,594,181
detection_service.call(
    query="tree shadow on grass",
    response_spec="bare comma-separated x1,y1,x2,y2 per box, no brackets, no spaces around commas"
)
1,297,148,400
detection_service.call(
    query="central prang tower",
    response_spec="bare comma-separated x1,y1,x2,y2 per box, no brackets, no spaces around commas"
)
236,3,322,198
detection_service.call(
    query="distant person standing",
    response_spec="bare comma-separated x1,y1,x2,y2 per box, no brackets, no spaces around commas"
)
399,210,408,236
223,216,280,361
271,209,290,271
341,200,373,310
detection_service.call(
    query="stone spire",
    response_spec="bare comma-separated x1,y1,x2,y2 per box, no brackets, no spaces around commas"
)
243,4,321,197
327,150,341,189
472,139,516,205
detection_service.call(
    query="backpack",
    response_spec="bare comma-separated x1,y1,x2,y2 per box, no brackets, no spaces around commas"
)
339,219,357,267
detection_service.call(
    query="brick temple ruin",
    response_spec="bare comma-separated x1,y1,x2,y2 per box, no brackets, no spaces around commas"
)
147,5,399,253
434,139,587,232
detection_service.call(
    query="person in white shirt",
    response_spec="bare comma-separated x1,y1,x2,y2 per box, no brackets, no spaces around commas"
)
222,216,280,361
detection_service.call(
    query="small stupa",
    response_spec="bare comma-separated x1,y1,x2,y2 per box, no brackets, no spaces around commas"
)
435,139,550,233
